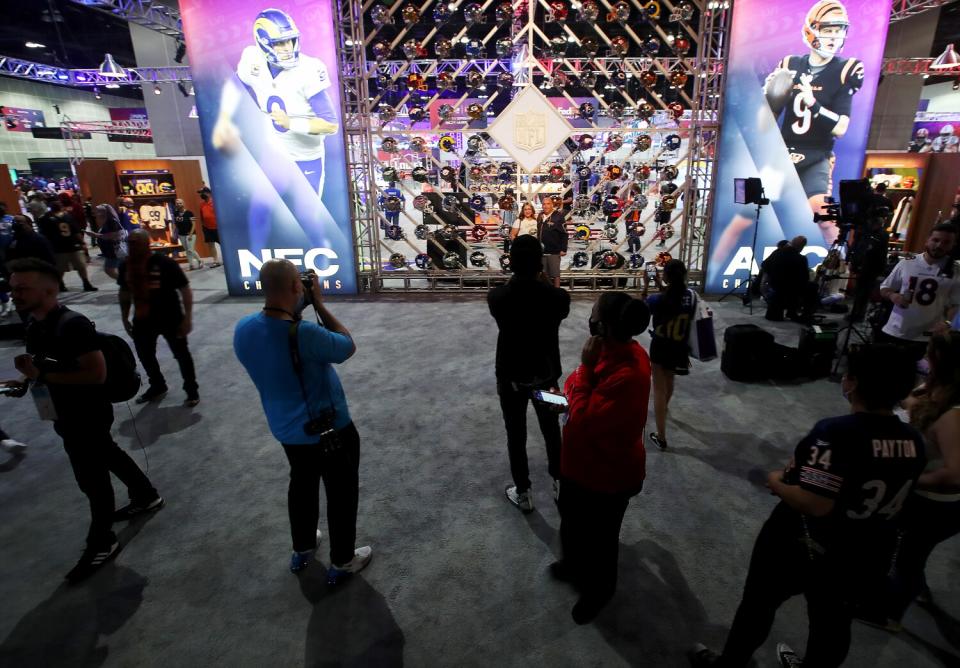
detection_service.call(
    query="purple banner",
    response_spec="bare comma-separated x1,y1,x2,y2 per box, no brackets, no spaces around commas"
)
705,0,892,292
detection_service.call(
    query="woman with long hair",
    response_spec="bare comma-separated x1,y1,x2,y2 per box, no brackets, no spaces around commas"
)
555,292,651,624
511,202,539,240
85,204,128,279
646,259,696,451
886,331,960,624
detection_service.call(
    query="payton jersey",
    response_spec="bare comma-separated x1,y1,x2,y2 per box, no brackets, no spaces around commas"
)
777,55,863,154
880,255,960,341
237,45,332,162
784,413,926,552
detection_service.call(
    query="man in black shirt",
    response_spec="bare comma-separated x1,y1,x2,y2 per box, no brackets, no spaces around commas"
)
38,200,97,292
6,258,161,583
765,235,816,322
6,216,55,266
692,344,925,668
173,198,202,270
538,196,568,288
488,235,570,512
118,231,199,406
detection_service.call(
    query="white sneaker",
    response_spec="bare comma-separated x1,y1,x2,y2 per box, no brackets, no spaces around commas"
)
327,546,373,585
1,438,27,452
776,643,803,668
505,485,535,513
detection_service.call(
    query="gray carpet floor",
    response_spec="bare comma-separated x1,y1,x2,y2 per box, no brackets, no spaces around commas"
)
0,264,957,668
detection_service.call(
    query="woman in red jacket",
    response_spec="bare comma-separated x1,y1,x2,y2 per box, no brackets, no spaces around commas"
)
554,292,652,624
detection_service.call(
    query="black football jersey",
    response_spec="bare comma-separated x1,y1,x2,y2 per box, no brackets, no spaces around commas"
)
783,413,926,553
777,55,864,152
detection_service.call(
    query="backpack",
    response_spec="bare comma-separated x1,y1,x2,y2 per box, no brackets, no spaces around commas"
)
56,311,141,402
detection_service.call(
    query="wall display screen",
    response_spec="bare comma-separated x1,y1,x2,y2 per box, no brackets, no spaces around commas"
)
179,0,356,295
908,111,960,153
704,0,891,292
1,107,46,132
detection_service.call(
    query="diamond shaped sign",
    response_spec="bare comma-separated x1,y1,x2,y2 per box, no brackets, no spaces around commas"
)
486,86,573,173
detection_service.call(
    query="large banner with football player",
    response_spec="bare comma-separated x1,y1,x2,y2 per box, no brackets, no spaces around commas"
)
179,1,357,295
705,0,891,292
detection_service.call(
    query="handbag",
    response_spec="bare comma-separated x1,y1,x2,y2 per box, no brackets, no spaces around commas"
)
687,293,718,361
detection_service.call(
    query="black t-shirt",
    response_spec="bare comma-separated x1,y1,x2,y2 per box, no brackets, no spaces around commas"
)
766,246,808,291
781,413,926,559
778,55,862,152
38,212,82,253
488,277,570,383
7,231,56,266
117,254,189,324
174,209,196,236
25,306,110,423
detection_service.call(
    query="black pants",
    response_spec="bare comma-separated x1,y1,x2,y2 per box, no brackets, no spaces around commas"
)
889,494,960,620
720,506,861,668
874,330,929,363
559,478,636,601
56,416,157,549
282,423,360,566
497,379,561,492
133,319,198,394
766,282,818,320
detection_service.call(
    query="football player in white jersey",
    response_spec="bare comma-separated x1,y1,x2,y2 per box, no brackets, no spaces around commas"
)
211,8,339,195
879,223,959,359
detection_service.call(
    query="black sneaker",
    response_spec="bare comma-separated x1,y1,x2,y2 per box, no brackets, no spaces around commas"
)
183,392,200,408
549,561,574,583
649,433,668,451
136,386,168,404
65,541,121,584
114,495,164,521
83,283,99,292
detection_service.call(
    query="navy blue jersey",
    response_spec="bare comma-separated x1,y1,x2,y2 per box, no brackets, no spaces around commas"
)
647,289,696,345
777,55,863,152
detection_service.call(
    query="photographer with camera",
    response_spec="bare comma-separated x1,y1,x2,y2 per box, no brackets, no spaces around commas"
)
4,258,162,583
764,236,818,323
847,214,890,322
234,260,371,581
878,223,959,361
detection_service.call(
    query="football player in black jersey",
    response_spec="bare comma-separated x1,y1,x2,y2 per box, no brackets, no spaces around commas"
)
709,0,863,265
692,344,926,668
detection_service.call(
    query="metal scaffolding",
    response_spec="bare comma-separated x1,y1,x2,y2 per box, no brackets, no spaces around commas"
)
67,0,182,37
61,118,152,167
889,0,953,23
0,55,191,88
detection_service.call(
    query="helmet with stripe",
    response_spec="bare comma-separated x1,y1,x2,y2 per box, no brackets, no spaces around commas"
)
802,1,849,59
254,9,300,70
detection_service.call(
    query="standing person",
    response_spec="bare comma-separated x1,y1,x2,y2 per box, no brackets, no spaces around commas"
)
37,201,97,292
198,187,222,267
538,196,568,289
116,197,141,233
85,204,128,280
174,199,202,270
118,231,199,407
646,259,696,451
878,223,959,361
692,344,925,668
6,216,56,266
510,202,539,241
233,259,371,580
555,292,651,624
881,331,960,626
488,235,570,512
499,188,517,253
4,258,162,583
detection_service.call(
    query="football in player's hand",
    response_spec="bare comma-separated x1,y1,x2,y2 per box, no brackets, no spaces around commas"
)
764,68,794,112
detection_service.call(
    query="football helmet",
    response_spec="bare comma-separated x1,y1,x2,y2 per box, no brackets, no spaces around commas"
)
470,250,488,267
606,133,624,152
467,103,484,120
471,224,488,241
254,9,301,70
498,223,512,238
548,37,569,58
469,164,484,179
578,135,595,151
549,164,566,182
602,196,621,214
668,101,684,120
443,251,463,269
548,1,569,21
660,182,679,195
641,0,662,19
580,1,600,22
670,71,689,87
402,5,420,23
378,106,397,124
158,182,174,193
436,71,455,91
433,4,452,23
413,194,431,210
464,3,484,25
628,221,646,236
496,37,514,58
641,37,661,56
603,224,619,240
635,135,653,152
664,134,682,151
640,70,658,88
498,72,514,89
607,102,626,121
440,223,459,240
470,194,487,212
382,166,399,183
498,194,515,210
916,128,929,139
657,224,675,239
637,102,655,120
803,0,849,59
389,252,406,268
600,250,621,268
371,5,392,27
660,194,677,211
610,1,630,22
633,193,649,210
579,102,596,120
499,254,512,270
572,251,589,268
372,41,391,61
380,137,398,153
628,253,645,269
407,73,425,91
610,36,629,58
385,224,404,240
439,165,457,183
606,164,623,179
464,39,484,58
635,163,652,179
408,106,426,123
410,137,428,153
435,38,454,59
579,68,598,88
655,251,673,266
574,196,592,214
495,2,513,23
549,70,570,89
415,253,431,269
441,194,459,212
414,224,429,239
672,2,695,21
580,37,600,58
466,135,484,152
438,104,455,121
498,164,513,182
402,39,421,60
577,165,592,180
662,165,679,181
940,124,954,136
466,71,484,89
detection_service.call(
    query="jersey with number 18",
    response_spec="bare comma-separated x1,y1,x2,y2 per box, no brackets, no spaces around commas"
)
880,255,960,341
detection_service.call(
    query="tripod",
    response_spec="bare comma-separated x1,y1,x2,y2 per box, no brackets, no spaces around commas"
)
718,198,766,316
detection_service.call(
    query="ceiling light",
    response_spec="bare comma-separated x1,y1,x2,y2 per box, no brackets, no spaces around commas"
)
930,43,959,71
99,53,126,78
25,41,46,49
154,84,162,95
93,86,101,99
105,83,120,89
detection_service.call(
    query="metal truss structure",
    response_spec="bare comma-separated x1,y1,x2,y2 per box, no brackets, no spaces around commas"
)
334,0,732,293
882,56,960,75
0,55,191,88
61,118,152,166
67,0,182,37
889,0,953,23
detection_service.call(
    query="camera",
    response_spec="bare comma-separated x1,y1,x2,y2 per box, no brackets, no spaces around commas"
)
300,270,317,307
304,409,342,453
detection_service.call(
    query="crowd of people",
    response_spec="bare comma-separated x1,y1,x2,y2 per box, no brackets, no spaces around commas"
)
0,190,958,666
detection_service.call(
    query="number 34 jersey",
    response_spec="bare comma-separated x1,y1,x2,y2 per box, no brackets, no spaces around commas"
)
236,45,332,162
880,255,960,341
784,413,926,552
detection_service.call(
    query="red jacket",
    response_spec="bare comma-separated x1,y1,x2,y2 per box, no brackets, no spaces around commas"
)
561,340,651,494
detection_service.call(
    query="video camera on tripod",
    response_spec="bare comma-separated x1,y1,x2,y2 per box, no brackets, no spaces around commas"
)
813,178,891,244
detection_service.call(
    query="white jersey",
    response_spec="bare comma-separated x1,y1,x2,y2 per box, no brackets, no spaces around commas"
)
139,204,169,230
237,46,331,162
881,254,960,341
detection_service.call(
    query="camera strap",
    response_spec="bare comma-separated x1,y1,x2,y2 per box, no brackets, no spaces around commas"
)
287,321,319,424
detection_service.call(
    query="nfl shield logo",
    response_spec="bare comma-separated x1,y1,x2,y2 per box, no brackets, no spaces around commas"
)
515,112,546,151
